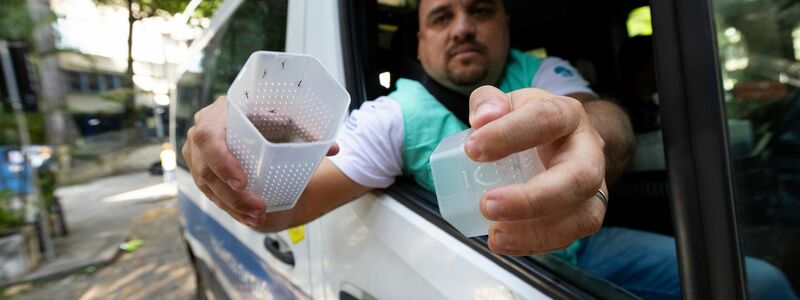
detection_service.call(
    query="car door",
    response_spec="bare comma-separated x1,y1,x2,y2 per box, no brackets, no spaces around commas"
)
302,1,652,299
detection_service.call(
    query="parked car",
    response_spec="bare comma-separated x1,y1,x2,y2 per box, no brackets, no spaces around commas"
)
171,0,800,299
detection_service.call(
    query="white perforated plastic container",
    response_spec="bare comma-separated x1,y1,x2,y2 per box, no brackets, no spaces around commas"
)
430,129,544,237
226,51,350,212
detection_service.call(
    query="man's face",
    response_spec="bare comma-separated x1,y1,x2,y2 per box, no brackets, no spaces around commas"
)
417,0,510,94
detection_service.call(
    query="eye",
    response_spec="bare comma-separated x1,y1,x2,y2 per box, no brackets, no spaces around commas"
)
431,13,450,25
469,5,495,17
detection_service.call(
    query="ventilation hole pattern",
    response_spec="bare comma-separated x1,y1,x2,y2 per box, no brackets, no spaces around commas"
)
227,131,258,191
260,163,316,209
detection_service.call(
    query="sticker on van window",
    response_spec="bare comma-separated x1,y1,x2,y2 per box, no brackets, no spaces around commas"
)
287,225,304,244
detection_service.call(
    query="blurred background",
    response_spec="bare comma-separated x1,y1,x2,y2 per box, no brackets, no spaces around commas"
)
0,0,221,298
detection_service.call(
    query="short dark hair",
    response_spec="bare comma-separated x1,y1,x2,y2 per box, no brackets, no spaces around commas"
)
415,0,508,12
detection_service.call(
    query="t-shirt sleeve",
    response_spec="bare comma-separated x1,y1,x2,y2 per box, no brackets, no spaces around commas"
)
328,96,404,189
531,57,597,96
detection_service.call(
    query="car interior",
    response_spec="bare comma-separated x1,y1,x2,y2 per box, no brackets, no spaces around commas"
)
351,0,674,237
337,0,672,296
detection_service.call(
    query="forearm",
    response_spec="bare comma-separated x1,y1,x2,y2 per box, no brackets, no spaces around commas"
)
583,100,634,182
250,159,370,232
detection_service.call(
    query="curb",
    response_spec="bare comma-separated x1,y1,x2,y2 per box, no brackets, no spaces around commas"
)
0,231,129,289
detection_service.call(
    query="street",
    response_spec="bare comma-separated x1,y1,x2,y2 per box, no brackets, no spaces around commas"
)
1,172,197,299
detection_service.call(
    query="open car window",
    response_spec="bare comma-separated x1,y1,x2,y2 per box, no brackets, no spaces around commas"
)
342,0,680,298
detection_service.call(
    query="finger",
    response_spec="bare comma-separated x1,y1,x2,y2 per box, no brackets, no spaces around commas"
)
191,142,265,217
468,85,511,129
191,103,248,191
480,138,605,221
466,95,582,162
200,183,259,226
487,195,606,255
193,168,248,223
182,128,195,172
204,173,265,218
327,142,340,156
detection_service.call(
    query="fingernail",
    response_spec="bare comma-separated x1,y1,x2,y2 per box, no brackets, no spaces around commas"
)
465,137,480,159
227,179,243,191
484,198,501,218
494,233,512,249
248,209,263,219
475,101,499,118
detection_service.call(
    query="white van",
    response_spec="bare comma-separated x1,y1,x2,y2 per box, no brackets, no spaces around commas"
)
170,0,800,299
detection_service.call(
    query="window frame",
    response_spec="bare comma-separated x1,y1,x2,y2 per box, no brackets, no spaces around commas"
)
337,0,640,298
651,0,747,298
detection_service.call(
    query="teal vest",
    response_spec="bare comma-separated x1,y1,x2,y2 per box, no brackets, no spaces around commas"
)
390,49,542,190
389,49,582,264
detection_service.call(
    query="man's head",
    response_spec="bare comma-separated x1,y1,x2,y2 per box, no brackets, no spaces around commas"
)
417,0,510,95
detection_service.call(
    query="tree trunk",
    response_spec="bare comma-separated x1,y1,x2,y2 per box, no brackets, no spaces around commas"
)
124,0,136,129
26,0,69,146
26,0,73,179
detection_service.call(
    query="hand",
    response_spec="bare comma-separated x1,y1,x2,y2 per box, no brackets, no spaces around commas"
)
466,86,607,256
182,96,339,227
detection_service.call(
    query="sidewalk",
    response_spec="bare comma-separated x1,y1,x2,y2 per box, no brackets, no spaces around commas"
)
0,172,195,299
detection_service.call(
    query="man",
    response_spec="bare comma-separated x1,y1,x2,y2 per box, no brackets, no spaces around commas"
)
184,0,800,298
185,0,632,256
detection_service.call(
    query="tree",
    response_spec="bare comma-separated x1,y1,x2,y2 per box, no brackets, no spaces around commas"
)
94,0,222,129
0,0,35,42
27,0,70,147
2,0,71,163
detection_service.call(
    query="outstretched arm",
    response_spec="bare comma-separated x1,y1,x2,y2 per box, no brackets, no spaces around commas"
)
182,96,370,232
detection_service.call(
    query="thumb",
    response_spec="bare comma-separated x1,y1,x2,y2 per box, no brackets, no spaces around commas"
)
469,85,511,129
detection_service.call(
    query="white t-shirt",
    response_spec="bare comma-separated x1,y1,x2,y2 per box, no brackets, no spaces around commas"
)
329,57,595,188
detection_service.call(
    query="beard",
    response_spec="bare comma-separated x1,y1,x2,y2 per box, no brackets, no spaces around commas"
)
445,62,489,87
444,41,490,87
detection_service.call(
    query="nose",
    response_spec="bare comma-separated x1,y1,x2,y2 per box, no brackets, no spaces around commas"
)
451,12,476,43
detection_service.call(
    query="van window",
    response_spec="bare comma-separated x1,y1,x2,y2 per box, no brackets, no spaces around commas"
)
711,0,800,297
175,0,288,168
347,1,679,298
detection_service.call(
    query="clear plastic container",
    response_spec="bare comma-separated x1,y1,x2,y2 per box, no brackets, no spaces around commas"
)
430,129,544,237
226,51,350,212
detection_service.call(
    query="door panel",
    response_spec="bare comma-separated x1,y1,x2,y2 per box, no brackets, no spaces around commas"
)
176,169,311,298
311,192,549,299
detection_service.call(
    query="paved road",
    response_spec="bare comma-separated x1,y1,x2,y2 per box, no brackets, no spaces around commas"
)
2,172,197,299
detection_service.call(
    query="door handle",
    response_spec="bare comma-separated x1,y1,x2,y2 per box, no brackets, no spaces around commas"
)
340,282,377,300
263,236,295,266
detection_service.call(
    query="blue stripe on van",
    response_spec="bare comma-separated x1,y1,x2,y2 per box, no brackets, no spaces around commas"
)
177,193,305,299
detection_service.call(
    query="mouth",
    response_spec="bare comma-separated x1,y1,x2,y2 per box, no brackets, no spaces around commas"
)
448,44,485,61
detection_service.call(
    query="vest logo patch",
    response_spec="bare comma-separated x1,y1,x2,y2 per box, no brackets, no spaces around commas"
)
554,66,575,77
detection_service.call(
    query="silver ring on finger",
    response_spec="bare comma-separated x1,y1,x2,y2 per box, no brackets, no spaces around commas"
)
595,189,608,208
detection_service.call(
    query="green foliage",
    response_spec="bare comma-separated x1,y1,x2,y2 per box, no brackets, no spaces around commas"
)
140,0,222,18
37,159,58,210
0,189,26,231
0,0,34,42
100,87,134,104
95,0,223,19
0,112,47,145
